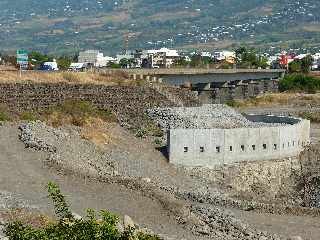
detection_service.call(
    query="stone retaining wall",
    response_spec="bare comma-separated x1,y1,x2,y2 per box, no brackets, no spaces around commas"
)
0,82,177,130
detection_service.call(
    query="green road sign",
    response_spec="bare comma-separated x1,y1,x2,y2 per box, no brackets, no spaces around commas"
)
17,50,28,65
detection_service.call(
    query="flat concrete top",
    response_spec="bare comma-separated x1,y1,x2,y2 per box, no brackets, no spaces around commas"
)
107,68,285,76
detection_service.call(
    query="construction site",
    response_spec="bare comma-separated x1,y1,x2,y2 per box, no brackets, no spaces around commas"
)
0,70,319,240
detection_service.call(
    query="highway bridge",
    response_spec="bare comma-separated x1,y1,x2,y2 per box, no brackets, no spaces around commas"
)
109,68,285,85
106,68,286,103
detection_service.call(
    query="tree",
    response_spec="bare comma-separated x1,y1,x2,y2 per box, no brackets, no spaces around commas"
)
289,61,302,73
57,56,72,70
235,47,269,69
301,55,313,73
288,55,313,74
29,51,53,68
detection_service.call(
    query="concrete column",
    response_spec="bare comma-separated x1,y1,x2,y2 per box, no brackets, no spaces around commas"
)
146,76,150,81
133,74,137,80
204,83,211,90
263,80,270,93
152,76,157,82
140,74,144,80
197,83,211,90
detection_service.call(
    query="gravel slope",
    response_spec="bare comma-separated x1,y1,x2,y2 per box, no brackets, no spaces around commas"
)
0,122,196,239
1,121,320,239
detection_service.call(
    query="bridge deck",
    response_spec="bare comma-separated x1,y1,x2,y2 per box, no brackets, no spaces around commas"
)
108,68,285,76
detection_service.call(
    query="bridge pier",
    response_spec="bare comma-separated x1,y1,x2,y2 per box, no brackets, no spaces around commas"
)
121,68,284,103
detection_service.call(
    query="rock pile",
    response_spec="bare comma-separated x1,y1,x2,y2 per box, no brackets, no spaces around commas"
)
189,205,282,240
19,122,59,153
18,122,116,178
148,104,286,129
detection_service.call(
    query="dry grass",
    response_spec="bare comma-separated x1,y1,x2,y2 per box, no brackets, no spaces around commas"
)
230,93,320,108
0,65,17,71
0,208,51,229
80,117,113,146
0,70,134,86
43,100,117,127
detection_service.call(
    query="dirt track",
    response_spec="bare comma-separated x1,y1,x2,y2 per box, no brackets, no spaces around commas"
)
0,123,194,239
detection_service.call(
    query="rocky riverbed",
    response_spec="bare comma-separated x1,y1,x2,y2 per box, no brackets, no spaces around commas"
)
11,121,318,239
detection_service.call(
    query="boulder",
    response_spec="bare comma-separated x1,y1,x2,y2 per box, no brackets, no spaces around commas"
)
123,215,135,229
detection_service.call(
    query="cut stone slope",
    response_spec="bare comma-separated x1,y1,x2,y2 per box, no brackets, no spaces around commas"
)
148,104,287,129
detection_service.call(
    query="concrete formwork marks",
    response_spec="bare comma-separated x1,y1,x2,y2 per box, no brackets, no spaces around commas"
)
169,119,310,167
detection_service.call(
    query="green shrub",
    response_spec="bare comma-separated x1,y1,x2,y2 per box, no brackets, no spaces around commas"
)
299,112,320,123
0,111,10,121
136,128,147,138
20,112,39,122
225,100,243,108
4,182,160,240
154,138,162,146
47,181,73,220
279,74,320,93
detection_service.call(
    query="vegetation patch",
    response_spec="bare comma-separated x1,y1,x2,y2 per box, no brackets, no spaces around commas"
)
227,92,320,108
80,118,113,146
298,112,320,123
226,94,292,108
61,72,82,82
4,182,160,240
279,74,320,93
0,105,11,121
43,100,117,127
20,112,40,122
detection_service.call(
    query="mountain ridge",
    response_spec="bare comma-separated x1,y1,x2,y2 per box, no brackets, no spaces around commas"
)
0,0,320,55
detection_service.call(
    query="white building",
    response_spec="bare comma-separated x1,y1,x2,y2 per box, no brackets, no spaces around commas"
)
147,48,180,68
212,50,236,62
78,50,115,67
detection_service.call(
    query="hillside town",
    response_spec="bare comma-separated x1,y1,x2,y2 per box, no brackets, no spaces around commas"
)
71,48,320,71
6,47,319,72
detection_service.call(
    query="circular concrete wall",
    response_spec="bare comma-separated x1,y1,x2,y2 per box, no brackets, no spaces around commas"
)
168,116,310,167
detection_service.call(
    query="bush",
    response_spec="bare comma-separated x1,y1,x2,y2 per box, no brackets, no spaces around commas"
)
299,112,320,123
279,74,320,93
0,106,11,121
135,128,147,138
154,138,162,146
45,100,117,127
4,182,160,240
20,112,39,122
225,100,239,107
0,111,10,121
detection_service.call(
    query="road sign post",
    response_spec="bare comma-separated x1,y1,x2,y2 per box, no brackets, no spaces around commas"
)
16,50,28,77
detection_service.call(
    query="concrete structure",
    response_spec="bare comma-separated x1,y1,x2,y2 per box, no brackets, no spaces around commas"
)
78,50,116,67
168,114,310,167
108,68,285,103
108,68,285,84
212,50,236,63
